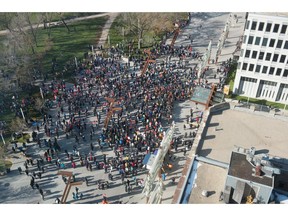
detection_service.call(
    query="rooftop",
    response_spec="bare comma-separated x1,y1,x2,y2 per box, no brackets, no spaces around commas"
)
228,151,273,187
249,12,288,20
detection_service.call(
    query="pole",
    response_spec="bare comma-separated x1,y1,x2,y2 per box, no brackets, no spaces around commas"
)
138,18,141,50
40,87,44,99
122,27,125,42
20,108,25,121
0,132,5,145
108,35,110,48
74,57,78,68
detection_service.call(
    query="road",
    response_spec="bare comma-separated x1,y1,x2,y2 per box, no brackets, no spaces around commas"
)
0,12,113,36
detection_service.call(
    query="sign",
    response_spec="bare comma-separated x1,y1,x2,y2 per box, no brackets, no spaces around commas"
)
223,85,230,95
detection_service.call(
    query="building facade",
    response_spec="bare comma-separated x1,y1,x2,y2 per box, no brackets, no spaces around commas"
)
233,13,288,103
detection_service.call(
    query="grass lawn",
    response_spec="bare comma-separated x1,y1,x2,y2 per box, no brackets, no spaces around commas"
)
0,13,102,31
36,15,109,78
0,15,109,137
224,62,237,92
230,95,288,110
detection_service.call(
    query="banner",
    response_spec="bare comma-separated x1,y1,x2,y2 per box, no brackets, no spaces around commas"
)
223,85,230,95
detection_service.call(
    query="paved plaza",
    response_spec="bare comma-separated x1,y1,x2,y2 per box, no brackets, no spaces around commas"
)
0,12,272,205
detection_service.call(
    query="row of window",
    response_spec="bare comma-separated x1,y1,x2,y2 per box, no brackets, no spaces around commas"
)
239,62,288,77
246,20,288,34
242,49,288,63
244,35,288,49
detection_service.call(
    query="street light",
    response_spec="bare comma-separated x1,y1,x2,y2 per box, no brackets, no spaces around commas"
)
0,131,5,146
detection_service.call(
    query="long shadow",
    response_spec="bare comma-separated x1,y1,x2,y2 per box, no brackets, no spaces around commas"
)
209,122,219,127
198,148,212,157
255,149,269,155
195,114,212,153
203,135,216,140
41,183,58,190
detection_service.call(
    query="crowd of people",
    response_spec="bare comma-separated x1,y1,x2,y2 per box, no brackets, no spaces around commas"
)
9,13,233,203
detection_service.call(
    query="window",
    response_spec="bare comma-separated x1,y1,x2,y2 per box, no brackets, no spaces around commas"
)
259,52,264,60
269,39,275,47
248,36,254,44
284,41,288,49
251,21,257,30
276,68,282,76
265,53,271,61
272,54,279,62
242,63,248,70
237,62,241,69
252,51,257,59
266,23,272,32
262,38,268,46
255,37,261,45
280,55,286,63
283,69,288,77
246,20,250,29
258,22,264,31
245,49,251,58
277,40,283,48
243,35,247,44
273,24,280,33
249,64,254,71
281,25,287,34
255,65,261,73
262,66,268,74
269,67,275,75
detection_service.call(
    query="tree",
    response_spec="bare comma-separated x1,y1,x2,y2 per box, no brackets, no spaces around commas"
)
58,12,71,33
34,98,44,112
9,117,27,134
117,13,186,48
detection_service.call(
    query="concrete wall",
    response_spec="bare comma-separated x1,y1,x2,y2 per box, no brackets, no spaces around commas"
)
225,175,273,203
172,102,230,203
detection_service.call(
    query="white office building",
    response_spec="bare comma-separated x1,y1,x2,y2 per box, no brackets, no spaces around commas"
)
233,13,288,103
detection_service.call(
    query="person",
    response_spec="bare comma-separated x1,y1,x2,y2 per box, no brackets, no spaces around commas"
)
85,177,88,186
39,188,44,200
18,167,22,174
55,197,60,204
35,183,40,190
161,173,166,181
30,179,35,189
171,177,176,184
183,148,187,156
37,172,42,179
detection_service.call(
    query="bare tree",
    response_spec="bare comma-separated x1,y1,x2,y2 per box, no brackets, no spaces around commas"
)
118,13,186,48
9,117,27,134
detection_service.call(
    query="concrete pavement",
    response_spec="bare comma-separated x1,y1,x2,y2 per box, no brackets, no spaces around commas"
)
0,12,249,204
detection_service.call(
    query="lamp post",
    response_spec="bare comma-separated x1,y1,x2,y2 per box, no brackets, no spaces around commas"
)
0,131,5,146
20,108,25,121
40,87,44,99
74,57,78,68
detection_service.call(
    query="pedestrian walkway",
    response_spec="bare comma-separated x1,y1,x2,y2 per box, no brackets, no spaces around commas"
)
0,12,248,205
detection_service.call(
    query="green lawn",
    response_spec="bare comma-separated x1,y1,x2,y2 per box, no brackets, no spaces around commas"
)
0,13,102,31
36,15,109,77
0,15,109,137
224,62,237,92
230,95,288,110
